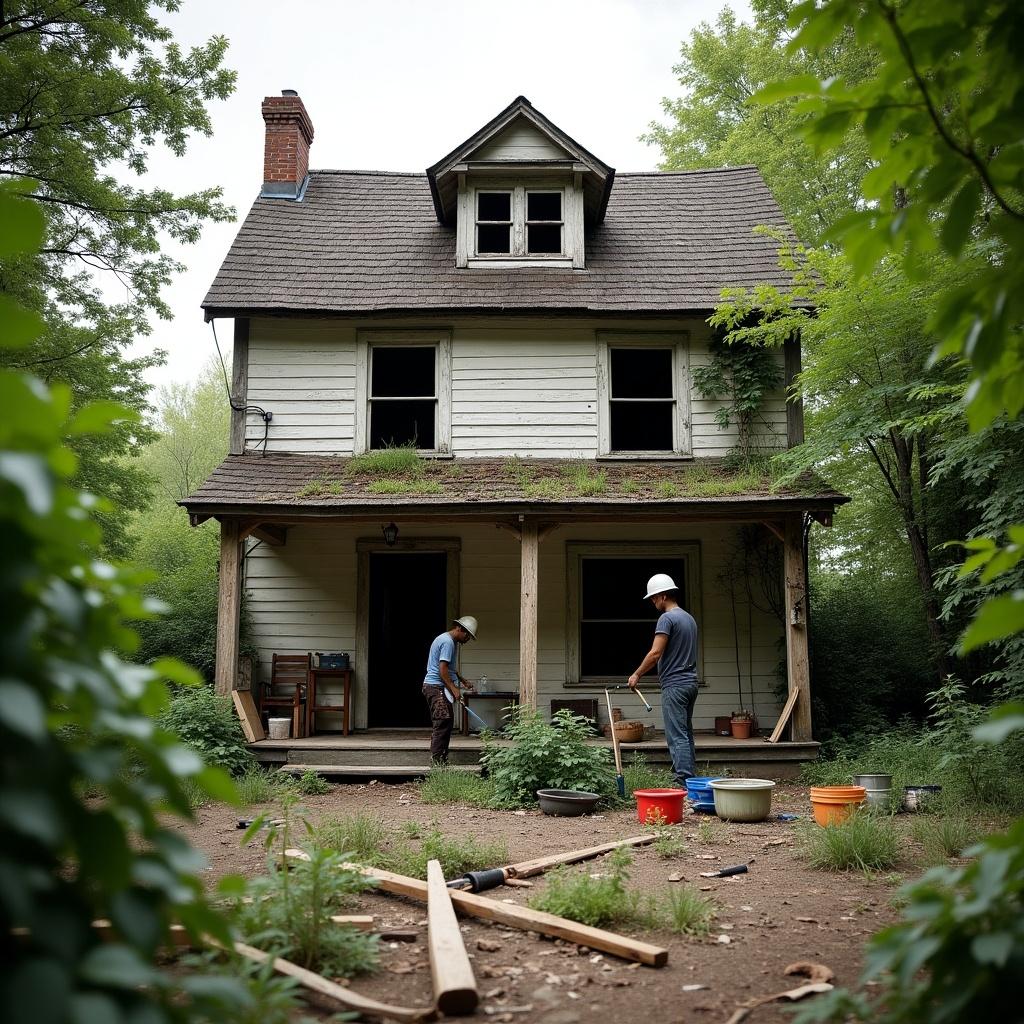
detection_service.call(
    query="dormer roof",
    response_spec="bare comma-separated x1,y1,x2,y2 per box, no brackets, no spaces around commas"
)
426,96,615,226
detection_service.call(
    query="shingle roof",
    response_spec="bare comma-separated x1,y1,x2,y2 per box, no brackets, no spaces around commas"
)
202,167,796,317
180,453,846,519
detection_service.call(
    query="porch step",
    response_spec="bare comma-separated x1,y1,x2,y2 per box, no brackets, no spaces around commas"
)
276,763,482,779
283,746,483,768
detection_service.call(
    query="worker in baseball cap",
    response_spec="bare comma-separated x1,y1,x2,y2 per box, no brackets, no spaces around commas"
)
629,574,700,785
422,615,479,763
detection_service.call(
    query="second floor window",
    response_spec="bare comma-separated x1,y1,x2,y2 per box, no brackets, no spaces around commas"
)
609,347,675,452
369,345,436,449
475,188,564,257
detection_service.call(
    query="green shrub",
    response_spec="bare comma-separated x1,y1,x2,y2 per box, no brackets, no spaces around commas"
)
232,844,378,978
419,765,495,806
388,827,508,880
665,886,716,935
798,812,901,872
295,768,330,795
482,706,618,807
313,813,390,865
158,685,255,777
624,752,674,795
529,848,639,927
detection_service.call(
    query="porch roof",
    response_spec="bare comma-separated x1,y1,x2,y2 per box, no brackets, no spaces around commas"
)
180,452,847,521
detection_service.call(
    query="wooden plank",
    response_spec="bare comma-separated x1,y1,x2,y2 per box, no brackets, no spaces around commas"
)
230,318,249,455
427,860,478,1016
784,515,812,741
518,519,539,709
508,835,656,879
92,920,192,948
232,689,265,742
284,852,667,967
231,940,432,1023
766,688,799,744
329,914,374,931
214,518,242,696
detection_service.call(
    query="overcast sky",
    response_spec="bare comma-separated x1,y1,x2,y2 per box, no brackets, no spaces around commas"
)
134,0,751,392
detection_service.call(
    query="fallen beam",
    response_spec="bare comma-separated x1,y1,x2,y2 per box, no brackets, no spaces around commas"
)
427,859,479,1016
232,940,434,1023
286,851,667,967
507,835,656,878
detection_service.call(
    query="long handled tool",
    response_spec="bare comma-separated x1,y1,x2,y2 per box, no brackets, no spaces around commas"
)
604,688,626,798
443,686,489,730
614,683,653,713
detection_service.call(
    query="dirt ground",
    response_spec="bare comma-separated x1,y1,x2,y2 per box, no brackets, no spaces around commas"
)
177,781,909,1024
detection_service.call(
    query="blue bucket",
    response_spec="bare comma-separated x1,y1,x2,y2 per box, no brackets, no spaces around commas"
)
685,776,721,803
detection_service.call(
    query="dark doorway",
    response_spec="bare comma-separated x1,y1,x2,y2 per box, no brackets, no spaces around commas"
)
367,551,447,727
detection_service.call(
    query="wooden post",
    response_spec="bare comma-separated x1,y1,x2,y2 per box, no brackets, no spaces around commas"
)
229,318,249,455
784,333,805,448
215,518,242,696
784,514,812,741
518,518,539,709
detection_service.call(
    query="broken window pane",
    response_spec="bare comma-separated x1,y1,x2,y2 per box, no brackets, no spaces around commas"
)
477,191,511,221
610,400,673,451
371,346,435,397
370,399,435,450
527,224,562,254
610,348,673,398
477,223,511,253
527,191,561,221
369,346,436,449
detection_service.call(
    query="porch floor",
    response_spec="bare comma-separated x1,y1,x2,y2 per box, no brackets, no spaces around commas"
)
251,729,819,780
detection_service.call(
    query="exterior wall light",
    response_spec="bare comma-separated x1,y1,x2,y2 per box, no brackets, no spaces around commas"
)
382,522,399,547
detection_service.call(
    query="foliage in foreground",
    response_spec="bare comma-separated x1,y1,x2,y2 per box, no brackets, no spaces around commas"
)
482,707,618,807
798,813,901,873
0,185,241,1022
230,840,378,979
158,685,255,777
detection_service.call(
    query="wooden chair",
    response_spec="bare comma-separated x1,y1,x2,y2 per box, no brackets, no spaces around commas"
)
259,653,310,738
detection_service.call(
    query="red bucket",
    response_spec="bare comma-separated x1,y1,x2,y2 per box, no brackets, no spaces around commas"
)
634,788,686,825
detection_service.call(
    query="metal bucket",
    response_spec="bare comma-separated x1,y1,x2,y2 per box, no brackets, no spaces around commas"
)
853,773,892,810
267,717,291,740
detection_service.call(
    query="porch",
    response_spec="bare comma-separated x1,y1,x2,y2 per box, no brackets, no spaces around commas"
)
251,729,820,780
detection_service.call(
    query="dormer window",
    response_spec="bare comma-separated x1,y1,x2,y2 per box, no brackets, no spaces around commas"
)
474,188,565,258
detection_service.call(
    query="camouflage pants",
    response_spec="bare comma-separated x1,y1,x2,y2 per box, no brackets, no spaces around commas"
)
422,684,453,762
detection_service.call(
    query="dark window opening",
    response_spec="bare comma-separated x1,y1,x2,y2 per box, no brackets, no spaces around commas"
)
478,192,511,220
369,346,436,449
527,224,561,254
579,557,688,678
477,223,511,254
527,191,561,221
609,347,675,451
477,191,512,254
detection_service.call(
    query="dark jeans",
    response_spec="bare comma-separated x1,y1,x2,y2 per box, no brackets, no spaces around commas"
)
423,684,453,762
662,683,699,785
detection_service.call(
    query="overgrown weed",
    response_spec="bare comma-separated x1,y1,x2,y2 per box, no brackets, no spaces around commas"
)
665,886,716,935
624,752,674,795
296,477,343,497
312,813,390,864
367,478,443,495
388,827,508,879
798,812,901,872
911,815,977,863
419,765,494,806
562,462,607,496
529,848,643,927
349,444,421,477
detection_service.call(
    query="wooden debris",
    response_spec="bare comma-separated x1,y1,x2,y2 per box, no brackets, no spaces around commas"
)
231,940,434,1022
380,928,419,942
231,690,265,742
507,835,656,878
427,859,479,1016
329,914,375,931
285,850,667,967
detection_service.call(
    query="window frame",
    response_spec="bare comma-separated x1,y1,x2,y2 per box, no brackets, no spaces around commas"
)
564,541,704,687
475,189,514,255
596,331,692,459
354,330,452,456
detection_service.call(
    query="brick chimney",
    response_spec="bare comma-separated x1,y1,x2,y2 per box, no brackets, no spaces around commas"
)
261,89,314,198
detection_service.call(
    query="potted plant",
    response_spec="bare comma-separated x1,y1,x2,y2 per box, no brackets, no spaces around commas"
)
730,709,754,739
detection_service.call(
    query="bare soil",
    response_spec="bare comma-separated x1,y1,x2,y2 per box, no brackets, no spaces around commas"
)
177,781,910,1024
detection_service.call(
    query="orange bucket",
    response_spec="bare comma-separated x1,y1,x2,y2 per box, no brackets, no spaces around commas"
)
809,785,866,827
634,788,686,825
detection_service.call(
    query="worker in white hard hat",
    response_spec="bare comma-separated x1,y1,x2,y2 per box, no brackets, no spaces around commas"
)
628,574,700,785
422,616,479,763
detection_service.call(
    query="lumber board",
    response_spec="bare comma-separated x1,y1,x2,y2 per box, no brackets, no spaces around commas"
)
766,688,799,744
426,859,479,1015
232,940,434,1023
286,851,667,967
508,835,656,878
328,914,374,931
232,689,265,742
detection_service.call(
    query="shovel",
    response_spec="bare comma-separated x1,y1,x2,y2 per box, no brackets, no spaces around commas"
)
604,688,626,798
613,683,654,713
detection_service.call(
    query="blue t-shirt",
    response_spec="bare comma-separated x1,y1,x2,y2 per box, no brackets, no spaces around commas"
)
655,607,698,688
424,631,457,686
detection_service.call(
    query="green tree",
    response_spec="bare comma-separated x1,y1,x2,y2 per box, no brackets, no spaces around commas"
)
0,1,236,553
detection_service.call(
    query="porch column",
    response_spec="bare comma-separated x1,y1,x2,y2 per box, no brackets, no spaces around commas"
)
518,519,539,709
784,514,812,741
214,517,242,696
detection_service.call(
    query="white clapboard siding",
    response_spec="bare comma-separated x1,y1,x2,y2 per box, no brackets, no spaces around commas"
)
243,521,786,731
471,121,569,161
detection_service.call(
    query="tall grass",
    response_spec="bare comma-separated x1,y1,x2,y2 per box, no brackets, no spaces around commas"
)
798,812,901,872
313,813,389,864
665,887,716,935
348,444,421,477
389,827,508,879
529,848,639,927
419,765,494,806
623,752,674,795
911,816,977,863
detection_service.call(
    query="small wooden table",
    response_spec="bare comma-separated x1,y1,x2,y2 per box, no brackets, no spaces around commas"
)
306,667,352,736
460,691,519,735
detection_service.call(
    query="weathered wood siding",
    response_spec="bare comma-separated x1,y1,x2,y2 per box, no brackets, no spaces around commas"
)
244,316,789,458
472,121,568,162
245,521,785,732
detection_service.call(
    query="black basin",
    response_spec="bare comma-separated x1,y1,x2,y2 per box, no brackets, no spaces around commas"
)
536,789,601,816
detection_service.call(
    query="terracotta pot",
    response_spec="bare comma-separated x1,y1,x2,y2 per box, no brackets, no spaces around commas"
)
809,785,867,826
730,718,752,739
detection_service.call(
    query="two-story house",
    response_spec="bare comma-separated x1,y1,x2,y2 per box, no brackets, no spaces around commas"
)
182,92,845,765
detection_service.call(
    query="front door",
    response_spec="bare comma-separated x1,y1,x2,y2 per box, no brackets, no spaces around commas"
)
367,551,448,727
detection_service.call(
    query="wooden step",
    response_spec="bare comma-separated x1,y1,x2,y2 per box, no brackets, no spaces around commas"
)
276,763,483,778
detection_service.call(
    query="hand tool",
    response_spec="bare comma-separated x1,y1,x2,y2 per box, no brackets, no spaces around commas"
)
613,683,653,713
604,688,626,798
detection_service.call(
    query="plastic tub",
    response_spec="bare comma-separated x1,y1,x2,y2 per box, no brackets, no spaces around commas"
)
853,773,892,810
685,776,721,804
634,788,686,824
810,785,866,826
267,717,291,740
710,778,776,822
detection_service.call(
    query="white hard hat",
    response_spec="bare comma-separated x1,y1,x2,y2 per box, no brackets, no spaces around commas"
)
453,615,478,639
644,573,678,600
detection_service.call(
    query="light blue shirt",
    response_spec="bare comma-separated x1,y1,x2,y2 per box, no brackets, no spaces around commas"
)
424,631,457,686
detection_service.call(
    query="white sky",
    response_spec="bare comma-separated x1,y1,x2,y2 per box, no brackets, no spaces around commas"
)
134,0,751,390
